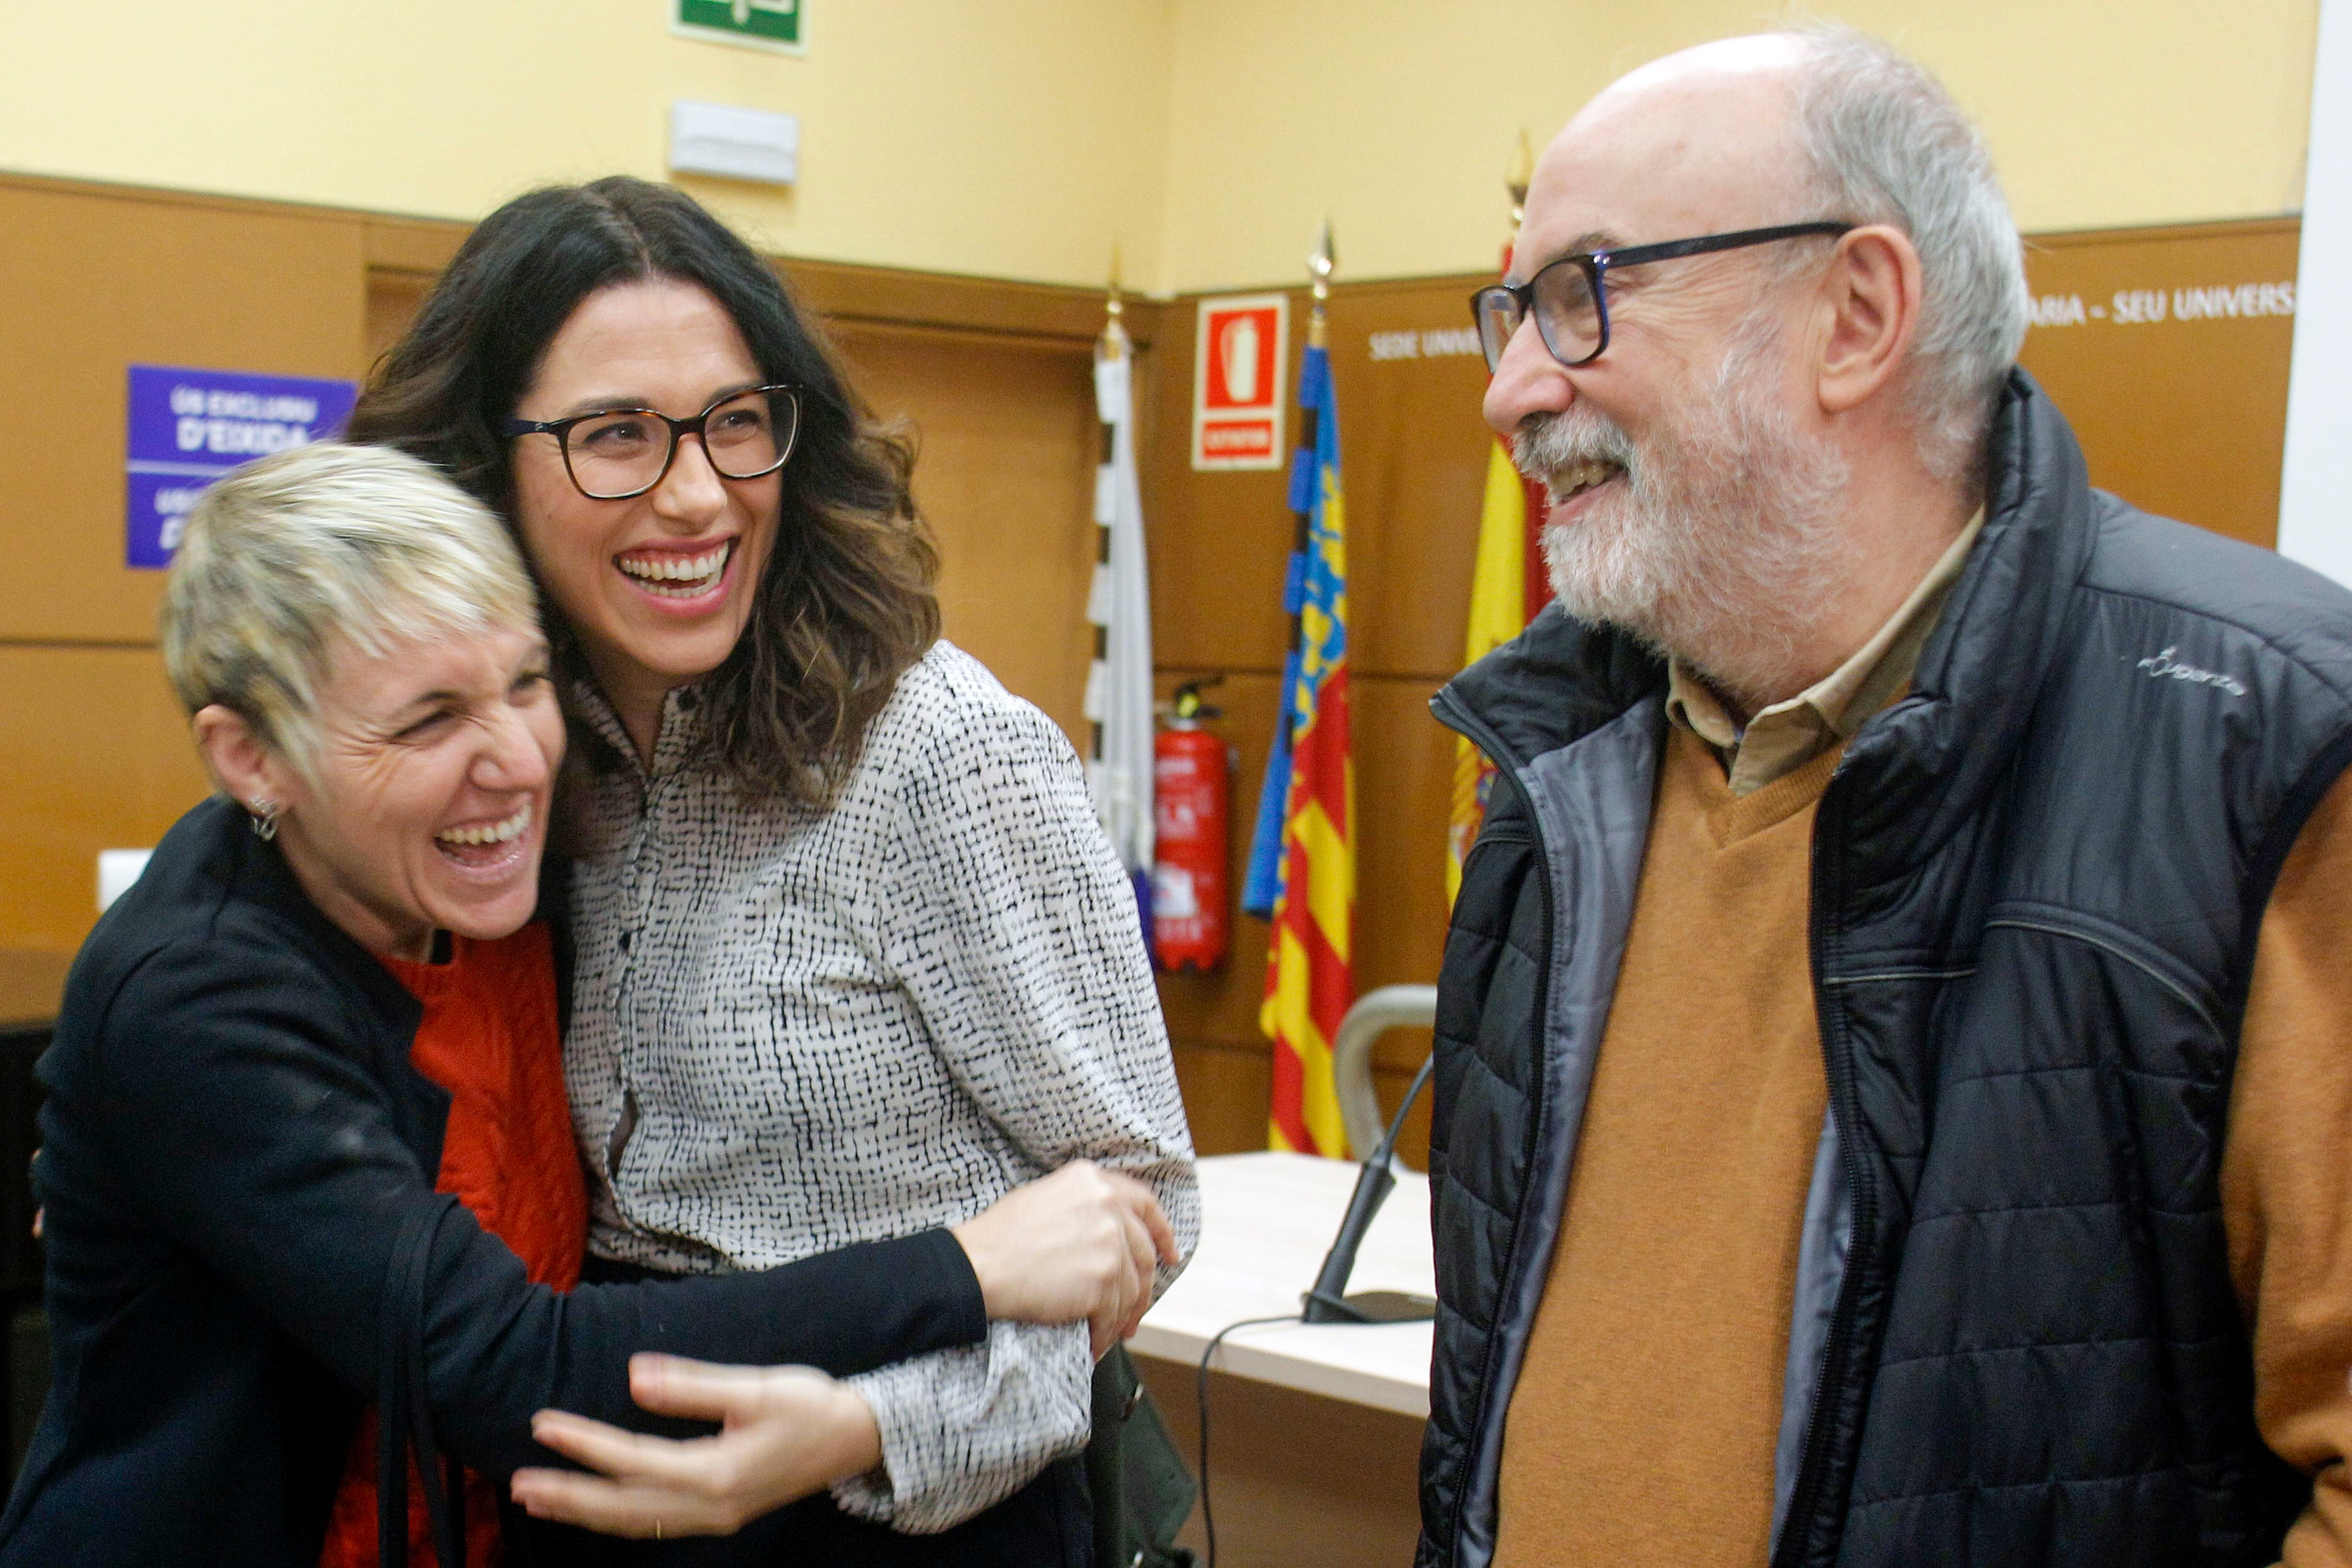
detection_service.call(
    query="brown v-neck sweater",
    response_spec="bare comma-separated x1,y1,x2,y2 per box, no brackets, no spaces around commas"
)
1491,724,1842,1567
1489,734,2352,1567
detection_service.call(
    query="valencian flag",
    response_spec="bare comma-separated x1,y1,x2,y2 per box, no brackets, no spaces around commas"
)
1246,263,1353,1158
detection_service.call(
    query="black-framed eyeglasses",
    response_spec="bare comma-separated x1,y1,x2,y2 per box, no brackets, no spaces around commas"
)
501,384,802,500
1469,222,1853,374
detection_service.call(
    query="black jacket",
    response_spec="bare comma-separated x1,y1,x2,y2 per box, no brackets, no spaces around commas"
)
1419,372,2352,1567
0,795,987,1567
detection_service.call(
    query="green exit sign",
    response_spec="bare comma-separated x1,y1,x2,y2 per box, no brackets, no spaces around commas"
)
673,0,804,54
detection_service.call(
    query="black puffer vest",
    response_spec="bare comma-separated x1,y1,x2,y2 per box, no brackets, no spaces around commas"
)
1417,371,2352,1568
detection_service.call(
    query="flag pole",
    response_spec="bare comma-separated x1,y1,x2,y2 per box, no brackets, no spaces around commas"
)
1506,128,1533,246
1089,240,1156,934
1308,220,1334,341
1287,218,1334,697
1097,241,1130,367
1282,222,1334,711
1089,242,1124,785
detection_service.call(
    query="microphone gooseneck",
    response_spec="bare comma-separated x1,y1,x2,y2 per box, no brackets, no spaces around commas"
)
1300,1053,1437,1325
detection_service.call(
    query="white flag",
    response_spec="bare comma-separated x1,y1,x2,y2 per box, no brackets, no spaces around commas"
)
1087,349,1155,879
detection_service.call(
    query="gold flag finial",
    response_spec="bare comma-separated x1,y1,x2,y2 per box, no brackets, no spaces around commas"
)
1506,129,1533,238
1098,240,1130,363
1307,219,1336,348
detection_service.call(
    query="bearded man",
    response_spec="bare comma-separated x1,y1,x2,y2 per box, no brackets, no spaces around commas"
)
1424,27,2352,1568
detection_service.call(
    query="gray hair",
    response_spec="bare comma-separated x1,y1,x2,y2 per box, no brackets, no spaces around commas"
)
161,441,539,777
1785,26,2030,480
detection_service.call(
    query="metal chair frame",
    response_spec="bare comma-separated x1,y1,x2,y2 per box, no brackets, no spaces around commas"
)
1331,983,1438,1161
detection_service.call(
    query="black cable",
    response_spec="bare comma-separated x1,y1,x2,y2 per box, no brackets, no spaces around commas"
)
1194,1312,1300,1568
1196,1065,1435,1560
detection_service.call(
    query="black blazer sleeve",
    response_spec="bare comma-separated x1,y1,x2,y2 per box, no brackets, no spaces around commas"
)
79,937,985,1478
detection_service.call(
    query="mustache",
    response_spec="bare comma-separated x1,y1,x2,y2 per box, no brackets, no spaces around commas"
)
1510,407,1638,495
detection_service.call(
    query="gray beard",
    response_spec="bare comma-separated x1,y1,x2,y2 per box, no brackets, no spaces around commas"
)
1517,328,1850,712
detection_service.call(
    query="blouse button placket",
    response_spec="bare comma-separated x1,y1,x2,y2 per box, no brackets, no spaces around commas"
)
616,787,669,1115
614,689,697,1156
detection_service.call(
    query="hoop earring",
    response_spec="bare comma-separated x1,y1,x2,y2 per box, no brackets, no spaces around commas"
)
248,800,281,841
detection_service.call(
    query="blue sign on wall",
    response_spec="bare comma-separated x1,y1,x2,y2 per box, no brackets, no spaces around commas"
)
125,365,358,569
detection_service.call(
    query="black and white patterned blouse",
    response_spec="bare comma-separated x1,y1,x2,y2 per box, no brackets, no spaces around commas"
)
563,640,1199,1532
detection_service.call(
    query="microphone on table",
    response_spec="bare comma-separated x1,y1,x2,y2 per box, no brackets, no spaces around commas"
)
1301,1054,1439,1325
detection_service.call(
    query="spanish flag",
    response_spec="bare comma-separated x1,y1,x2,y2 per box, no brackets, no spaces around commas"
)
1251,339,1353,1158
1450,148,1554,902
1446,441,1552,903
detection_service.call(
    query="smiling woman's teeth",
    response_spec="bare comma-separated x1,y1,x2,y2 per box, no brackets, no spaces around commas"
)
619,541,732,597
436,801,532,849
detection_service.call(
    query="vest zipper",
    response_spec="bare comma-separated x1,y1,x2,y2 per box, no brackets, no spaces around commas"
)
1771,768,1875,1568
1429,688,1559,1568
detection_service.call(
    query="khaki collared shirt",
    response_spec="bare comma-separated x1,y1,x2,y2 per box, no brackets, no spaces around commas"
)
1666,510,1986,795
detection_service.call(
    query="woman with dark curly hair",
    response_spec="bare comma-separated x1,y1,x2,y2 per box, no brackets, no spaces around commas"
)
350,177,1197,1565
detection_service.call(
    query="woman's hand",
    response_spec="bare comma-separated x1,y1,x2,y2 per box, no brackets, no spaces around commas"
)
951,1160,1179,1357
510,1353,880,1538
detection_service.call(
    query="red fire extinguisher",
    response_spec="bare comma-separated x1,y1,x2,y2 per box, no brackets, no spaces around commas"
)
1153,680,1231,971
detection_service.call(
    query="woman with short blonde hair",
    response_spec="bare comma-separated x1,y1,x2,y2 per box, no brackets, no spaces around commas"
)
161,440,540,778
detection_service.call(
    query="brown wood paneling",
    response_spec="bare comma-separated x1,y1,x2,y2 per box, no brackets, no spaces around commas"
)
1144,279,1495,681
0,183,368,645
0,170,372,228
1141,277,1490,1155
2016,218,2298,550
1142,298,1294,676
0,647,212,952
0,950,73,1030
362,215,469,276
830,322,1101,747
1135,1356,1425,1568
1320,283,1493,681
1169,1041,1273,1157
365,269,436,371
788,257,1161,351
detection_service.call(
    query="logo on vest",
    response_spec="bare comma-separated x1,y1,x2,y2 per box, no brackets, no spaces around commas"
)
2135,646,2248,697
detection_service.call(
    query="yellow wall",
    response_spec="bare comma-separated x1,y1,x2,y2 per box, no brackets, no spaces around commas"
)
0,0,2321,292
0,0,1175,291
1157,0,2321,291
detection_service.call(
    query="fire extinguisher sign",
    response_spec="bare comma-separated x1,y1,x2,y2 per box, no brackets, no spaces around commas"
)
1190,293,1288,471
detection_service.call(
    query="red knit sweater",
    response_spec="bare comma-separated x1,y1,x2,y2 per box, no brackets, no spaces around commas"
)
318,923,585,1568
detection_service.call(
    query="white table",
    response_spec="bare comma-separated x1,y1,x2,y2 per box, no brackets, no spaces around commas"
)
1132,1150,1435,1418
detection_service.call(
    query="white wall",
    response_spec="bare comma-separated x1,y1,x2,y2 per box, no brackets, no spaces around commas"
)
1156,0,2322,293
0,1,1175,290
0,1,2324,296
2280,0,2352,583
